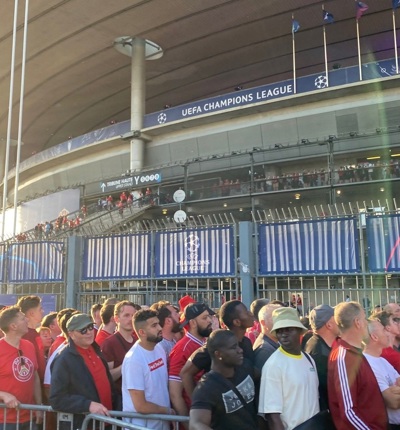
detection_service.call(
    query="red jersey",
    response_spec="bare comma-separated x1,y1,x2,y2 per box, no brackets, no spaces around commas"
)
0,339,38,423
168,332,204,383
328,338,388,430
48,335,66,358
95,329,112,347
22,327,46,382
381,346,400,373
245,321,261,345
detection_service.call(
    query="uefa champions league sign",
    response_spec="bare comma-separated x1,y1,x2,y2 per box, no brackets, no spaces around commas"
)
143,58,398,129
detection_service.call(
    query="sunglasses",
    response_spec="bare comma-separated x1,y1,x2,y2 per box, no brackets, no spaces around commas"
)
78,323,95,334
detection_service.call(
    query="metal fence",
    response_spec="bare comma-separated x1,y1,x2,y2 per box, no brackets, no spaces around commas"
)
0,404,189,430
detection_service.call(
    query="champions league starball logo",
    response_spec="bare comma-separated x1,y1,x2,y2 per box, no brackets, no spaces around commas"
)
157,112,167,124
314,75,328,89
175,233,210,272
185,234,200,268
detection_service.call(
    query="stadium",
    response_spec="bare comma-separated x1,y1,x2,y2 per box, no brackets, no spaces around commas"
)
0,0,399,311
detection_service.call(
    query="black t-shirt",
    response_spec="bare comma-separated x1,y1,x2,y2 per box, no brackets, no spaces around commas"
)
191,336,255,375
191,367,257,430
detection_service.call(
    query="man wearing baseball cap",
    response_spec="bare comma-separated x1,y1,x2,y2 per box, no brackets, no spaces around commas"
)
258,307,320,430
169,302,214,428
49,313,115,430
304,304,340,410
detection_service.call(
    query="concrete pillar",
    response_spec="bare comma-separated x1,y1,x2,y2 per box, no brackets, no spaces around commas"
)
130,37,146,172
65,236,82,309
238,221,256,309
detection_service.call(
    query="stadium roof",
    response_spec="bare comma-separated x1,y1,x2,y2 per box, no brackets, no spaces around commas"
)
0,0,395,162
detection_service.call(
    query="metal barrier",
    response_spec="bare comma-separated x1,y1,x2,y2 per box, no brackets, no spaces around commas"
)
0,404,189,430
0,403,53,429
81,411,189,430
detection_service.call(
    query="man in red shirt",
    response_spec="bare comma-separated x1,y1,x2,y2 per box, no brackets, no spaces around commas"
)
168,303,214,428
0,306,43,429
16,296,46,383
328,301,388,429
378,308,400,372
95,304,116,347
101,301,138,398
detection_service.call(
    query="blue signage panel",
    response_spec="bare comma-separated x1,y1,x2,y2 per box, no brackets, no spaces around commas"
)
154,227,235,278
258,218,359,275
7,242,65,283
0,294,56,313
144,59,398,129
12,58,399,177
82,233,151,280
367,214,400,273
99,171,162,193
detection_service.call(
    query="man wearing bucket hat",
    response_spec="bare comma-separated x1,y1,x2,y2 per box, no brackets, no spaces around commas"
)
304,304,340,410
49,313,115,430
258,307,319,430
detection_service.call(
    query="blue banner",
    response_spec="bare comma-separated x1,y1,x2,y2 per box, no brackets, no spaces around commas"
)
8,57,399,178
367,214,400,272
0,294,56,313
258,218,359,275
144,59,398,129
82,233,151,280
154,227,235,278
7,242,65,283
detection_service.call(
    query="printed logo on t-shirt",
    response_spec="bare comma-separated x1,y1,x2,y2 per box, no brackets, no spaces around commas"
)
148,358,164,372
12,355,34,382
222,375,255,414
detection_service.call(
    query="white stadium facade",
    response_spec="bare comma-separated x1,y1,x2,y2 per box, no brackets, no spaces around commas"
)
0,0,400,312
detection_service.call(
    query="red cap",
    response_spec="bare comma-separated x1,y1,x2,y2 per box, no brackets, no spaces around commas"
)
178,295,196,313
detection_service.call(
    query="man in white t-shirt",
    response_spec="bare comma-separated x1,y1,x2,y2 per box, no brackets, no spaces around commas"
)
122,309,176,430
258,307,320,430
364,312,400,427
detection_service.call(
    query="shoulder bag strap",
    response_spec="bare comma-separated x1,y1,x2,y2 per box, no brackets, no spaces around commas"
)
302,351,315,369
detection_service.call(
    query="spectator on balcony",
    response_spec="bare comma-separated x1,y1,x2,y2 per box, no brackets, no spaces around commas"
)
120,191,128,206
106,195,113,210
80,205,87,218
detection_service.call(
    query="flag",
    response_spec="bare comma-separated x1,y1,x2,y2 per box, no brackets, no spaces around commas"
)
292,19,300,33
356,1,368,20
323,10,335,24
393,0,400,10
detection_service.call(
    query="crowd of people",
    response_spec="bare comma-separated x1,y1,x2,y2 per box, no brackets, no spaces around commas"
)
1,294,400,429
196,159,400,200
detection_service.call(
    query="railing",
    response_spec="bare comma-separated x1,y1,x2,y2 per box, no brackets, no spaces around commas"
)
81,411,189,430
0,403,53,429
0,404,190,430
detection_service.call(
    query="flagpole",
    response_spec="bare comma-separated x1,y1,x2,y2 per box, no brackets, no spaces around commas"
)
393,9,399,74
322,5,329,86
356,18,362,80
292,14,297,94
2,0,19,241
13,0,30,236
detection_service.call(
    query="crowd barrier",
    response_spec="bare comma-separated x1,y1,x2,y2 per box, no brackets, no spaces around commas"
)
0,404,190,430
